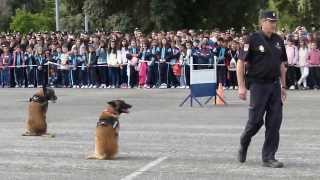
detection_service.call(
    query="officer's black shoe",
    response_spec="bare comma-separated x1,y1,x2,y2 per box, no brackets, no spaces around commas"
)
237,145,248,163
262,159,284,168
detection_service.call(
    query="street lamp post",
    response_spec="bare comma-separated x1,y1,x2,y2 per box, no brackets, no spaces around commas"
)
85,13,89,32
55,0,60,31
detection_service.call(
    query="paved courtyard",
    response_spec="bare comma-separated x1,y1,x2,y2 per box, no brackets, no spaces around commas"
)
0,88,319,180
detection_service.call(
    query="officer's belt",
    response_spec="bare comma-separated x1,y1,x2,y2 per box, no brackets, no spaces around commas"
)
248,77,279,84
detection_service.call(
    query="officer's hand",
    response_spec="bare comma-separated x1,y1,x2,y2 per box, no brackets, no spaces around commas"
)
238,86,247,101
281,88,287,103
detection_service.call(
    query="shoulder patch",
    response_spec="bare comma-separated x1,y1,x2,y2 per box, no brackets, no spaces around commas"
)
259,45,265,52
244,44,249,51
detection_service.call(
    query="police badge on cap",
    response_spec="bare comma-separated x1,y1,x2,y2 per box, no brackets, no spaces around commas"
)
259,45,265,52
275,42,281,50
260,10,278,21
244,44,249,51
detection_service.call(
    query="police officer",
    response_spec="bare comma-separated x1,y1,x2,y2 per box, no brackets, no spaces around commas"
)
236,11,288,168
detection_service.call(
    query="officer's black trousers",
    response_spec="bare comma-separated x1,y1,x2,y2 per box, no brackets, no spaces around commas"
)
240,81,282,161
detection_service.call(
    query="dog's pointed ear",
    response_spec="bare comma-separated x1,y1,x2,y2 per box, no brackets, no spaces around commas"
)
107,101,116,108
42,86,47,96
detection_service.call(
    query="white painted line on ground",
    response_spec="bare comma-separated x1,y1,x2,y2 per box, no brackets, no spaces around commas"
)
121,156,168,180
15,99,30,102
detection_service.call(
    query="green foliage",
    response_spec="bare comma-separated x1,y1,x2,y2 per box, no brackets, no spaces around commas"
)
5,0,320,33
150,0,181,31
104,13,134,32
268,0,320,30
8,0,45,13
78,0,262,32
0,15,11,32
10,9,54,33
42,0,55,17
0,0,14,31
60,14,83,32
62,0,86,15
83,0,108,20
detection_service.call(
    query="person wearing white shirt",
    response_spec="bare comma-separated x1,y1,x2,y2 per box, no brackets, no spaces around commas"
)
297,40,309,89
107,40,120,88
119,39,129,88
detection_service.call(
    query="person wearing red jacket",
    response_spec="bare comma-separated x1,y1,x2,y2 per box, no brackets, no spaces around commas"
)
307,41,320,89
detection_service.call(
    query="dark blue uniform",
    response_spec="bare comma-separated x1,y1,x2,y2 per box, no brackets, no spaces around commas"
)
148,46,160,87
159,46,173,87
25,52,36,87
238,31,287,163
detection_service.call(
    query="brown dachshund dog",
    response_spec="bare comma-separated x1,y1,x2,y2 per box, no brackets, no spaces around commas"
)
87,100,132,160
22,87,57,136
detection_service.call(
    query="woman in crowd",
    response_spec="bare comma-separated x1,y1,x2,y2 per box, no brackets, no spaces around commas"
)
0,45,12,87
297,40,310,89
96,40,108,88
127,39,140,88
107,40,120,88
119,39,129,88
285,38,299,90
0,27,319,90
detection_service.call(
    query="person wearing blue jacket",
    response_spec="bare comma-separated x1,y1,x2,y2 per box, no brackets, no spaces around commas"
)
87,44,98,88
147,40,160,88
69,47,82,88
13,45,26,87
24,46,36,87
216,38,228,87
96,41,108,88
34,49,46,87
159,38,173,88
0,45,12,88
127,40,140,88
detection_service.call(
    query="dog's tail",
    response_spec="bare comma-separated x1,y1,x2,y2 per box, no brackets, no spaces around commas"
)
86,155,98,160
87,154,114,160
22,132,39,136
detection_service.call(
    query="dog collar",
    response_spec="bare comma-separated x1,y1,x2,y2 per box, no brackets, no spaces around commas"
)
29,95,48,104
97,117,119,129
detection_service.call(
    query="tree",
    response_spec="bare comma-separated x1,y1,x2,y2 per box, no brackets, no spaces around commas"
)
269,0,320,31
60,14,84,32
8,0,46,13
150,0,181,31
0,0,12,31
62,0,86,15
10,9,54,33
1,0,55,32
104,12,133,32
7,0,320,33
79,0,263,32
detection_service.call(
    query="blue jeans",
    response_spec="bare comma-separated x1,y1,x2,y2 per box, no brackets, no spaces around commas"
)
79,69,88,86
108,67,120,87
1,68,10,87
60,70,69,87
